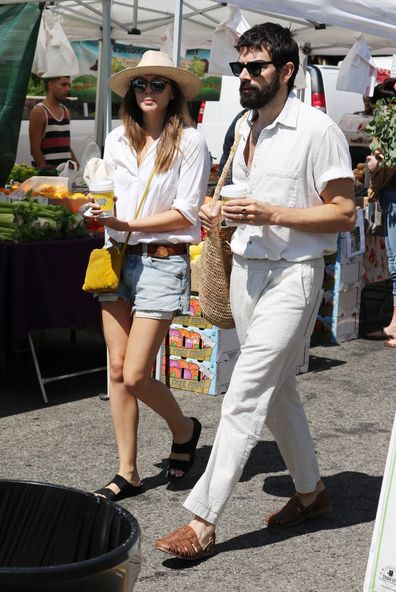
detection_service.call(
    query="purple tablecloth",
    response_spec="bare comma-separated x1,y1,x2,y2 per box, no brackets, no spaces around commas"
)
0,236,103,371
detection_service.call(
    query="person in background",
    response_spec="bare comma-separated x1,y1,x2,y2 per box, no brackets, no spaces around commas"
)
29,75,78,169
355,95,373,117
217,108,247,178
155,22,355,560
366,78,396,347
86,51,211,501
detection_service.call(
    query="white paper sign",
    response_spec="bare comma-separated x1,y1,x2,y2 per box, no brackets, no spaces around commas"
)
364,413,396,592
391,55,396,78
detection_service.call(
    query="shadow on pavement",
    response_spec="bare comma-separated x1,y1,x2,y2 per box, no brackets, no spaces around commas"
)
0,327,107,417
160,470,381,567
145,440,287,494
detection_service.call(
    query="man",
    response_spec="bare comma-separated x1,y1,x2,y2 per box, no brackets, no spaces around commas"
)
155,23,355,560
29,76,78,168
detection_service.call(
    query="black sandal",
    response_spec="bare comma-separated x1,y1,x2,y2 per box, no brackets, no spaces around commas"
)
94,474,145,502
168,417,202,480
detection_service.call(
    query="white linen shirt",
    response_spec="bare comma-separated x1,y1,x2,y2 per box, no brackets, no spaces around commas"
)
231,92,354,261
103,125,211,245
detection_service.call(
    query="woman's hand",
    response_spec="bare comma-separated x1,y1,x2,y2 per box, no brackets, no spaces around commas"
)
199,200,222,231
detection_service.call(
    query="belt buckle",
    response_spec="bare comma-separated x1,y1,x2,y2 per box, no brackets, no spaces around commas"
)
156,245,169,258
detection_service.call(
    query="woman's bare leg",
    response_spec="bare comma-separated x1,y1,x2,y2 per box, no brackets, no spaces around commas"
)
123,316,196,477
100,300,141,495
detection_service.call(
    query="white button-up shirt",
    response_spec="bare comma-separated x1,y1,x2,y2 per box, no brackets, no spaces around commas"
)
103,125,211,245
231,92,354,261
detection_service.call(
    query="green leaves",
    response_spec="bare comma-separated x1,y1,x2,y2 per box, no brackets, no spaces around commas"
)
366,98,396,168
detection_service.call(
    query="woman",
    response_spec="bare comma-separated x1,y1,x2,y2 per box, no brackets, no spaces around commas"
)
88,51,211,501
366,79,396,347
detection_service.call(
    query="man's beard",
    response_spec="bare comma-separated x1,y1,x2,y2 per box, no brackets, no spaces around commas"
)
239,72,281,109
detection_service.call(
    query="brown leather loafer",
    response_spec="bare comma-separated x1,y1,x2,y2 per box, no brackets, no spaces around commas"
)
155,525,215,560
265,489,332,529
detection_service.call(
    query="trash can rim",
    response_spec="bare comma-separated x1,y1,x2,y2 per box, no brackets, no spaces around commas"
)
0,479,140,580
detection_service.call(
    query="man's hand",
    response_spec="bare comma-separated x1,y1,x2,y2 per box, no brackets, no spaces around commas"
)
222,198,274,226
199,200,222,231
366,154,380,174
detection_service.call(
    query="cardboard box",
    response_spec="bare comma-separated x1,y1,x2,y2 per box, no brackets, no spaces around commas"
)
319,287,361,317
162,354,238,395
322,259,363,300
314,307,359,343
167,324,240,363
173,295,213,329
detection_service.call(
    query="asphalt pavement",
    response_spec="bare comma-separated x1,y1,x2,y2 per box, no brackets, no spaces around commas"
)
0,318,395,592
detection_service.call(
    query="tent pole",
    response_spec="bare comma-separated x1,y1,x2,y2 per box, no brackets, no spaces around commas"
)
172,0,183,66
95,0,112,153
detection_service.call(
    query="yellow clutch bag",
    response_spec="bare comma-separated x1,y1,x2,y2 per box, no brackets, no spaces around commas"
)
82,245,123,293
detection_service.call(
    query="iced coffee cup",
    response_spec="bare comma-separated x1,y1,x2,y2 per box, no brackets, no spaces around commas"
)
220,184,247,226
89,179,114,217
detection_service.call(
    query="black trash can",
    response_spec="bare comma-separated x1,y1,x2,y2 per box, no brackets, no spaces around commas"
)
0,480,141,592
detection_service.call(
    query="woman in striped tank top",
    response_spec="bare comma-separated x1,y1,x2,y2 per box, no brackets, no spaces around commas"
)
29,76,78,168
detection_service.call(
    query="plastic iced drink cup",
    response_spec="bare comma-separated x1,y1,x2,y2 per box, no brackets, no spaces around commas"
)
220,184,247,226
89,179,114,217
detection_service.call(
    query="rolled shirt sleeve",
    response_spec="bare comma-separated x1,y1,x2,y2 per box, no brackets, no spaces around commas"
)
314,124,355,196
171,129,211,224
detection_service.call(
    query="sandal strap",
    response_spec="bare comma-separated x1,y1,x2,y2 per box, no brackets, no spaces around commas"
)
170,417,202,454
112,474,131,490
155,525,215,560
265,489,332,527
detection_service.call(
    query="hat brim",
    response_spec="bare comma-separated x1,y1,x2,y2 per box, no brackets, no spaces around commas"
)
108,65,202,101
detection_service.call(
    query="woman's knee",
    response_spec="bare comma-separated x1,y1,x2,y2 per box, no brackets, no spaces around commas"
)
108,357,125,383
123,369,150,395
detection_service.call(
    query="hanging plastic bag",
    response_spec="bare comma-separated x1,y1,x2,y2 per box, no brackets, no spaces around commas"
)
336,33,377,96
56,160,78,189
73,141,102,187
32,10,79,77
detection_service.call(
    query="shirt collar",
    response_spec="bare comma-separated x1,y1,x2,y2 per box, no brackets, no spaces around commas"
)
245,91,301,133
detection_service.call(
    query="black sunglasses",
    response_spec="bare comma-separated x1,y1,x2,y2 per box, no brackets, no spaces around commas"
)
229,60,275,77
131,78,169,94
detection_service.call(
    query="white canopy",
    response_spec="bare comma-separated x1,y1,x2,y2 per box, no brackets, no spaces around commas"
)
4,0,396,55
5,0,396,149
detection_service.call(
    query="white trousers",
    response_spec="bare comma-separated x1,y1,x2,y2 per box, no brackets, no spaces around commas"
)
184,255,324,525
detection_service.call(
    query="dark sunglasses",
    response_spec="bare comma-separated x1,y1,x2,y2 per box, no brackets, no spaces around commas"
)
229,60,275,77
131,78,169,94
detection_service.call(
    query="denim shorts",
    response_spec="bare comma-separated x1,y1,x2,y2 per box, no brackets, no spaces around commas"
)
98,247,191,320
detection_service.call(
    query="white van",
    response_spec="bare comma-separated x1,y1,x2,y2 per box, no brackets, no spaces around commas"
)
197,64,366,164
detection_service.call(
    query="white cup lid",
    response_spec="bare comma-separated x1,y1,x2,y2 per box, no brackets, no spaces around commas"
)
89,178,114,192
220,184,247,198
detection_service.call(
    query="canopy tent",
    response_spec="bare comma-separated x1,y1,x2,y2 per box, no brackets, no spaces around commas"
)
2,0,396,154
3,0,396,55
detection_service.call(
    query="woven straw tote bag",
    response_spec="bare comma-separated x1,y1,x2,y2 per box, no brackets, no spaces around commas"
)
197,112,249,328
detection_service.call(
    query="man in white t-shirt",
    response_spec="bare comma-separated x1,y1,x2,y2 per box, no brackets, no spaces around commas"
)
155,23,355,560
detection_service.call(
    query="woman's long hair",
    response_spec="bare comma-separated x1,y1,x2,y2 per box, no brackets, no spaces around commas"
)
120,80,194,173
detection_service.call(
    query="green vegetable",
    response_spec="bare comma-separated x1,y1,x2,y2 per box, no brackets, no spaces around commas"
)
365,98,396,168
7,163,40,183
0,197,88,242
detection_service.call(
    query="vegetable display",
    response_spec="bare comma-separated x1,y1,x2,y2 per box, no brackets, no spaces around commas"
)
365,98,396,168
0,196,88,242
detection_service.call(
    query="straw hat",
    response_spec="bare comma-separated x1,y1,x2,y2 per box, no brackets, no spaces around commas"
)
108,50,202,101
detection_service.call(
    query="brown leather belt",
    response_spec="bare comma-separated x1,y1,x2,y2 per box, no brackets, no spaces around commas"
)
124,243,189,258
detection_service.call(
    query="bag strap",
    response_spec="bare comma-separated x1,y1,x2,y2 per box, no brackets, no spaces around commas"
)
120,167,157,251
212,110,250,203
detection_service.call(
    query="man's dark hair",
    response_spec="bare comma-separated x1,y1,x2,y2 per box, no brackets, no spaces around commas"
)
43,76,62,92
372,78,396,103
236,23,299,92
